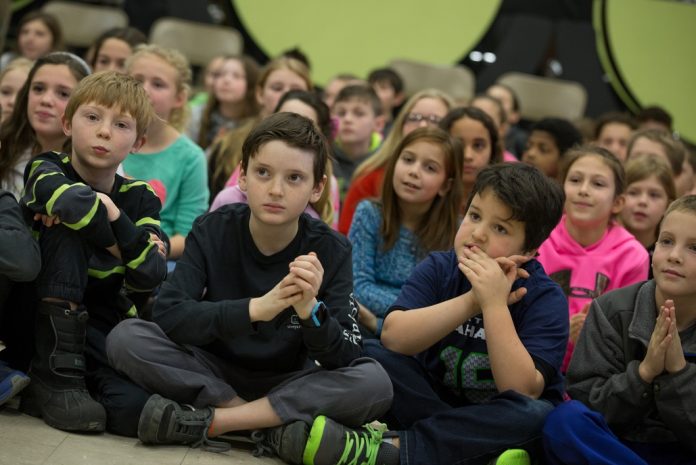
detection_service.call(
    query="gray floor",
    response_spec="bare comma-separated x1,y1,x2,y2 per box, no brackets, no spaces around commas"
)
0,405,285,465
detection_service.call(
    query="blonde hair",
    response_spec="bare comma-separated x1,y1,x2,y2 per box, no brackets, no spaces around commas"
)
624,153,676,203
0,57,33,82
257,57,312,106
126,44,192,131
65,71,155,139
352,89,454,180
627,128,683,176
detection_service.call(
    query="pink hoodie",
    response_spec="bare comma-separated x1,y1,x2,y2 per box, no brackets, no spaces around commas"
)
537,215,649,371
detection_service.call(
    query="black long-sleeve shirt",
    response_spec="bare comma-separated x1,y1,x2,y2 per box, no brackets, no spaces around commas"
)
153,203,362,373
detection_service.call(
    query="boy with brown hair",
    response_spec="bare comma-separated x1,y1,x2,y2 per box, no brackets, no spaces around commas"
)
19,71,167,435
106,112,392,464
332,85,385,198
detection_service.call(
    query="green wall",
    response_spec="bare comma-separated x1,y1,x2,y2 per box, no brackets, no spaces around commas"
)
234,0,501,85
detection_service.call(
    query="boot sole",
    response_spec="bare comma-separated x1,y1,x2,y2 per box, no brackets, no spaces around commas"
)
20,376,106,432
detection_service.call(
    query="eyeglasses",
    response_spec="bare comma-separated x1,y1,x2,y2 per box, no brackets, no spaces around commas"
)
404,113,442,125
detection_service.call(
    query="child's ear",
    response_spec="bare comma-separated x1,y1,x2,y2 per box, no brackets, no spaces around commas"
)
611,194,625,215
438,177,453,197
131,135,146,153
173,89,187,110
238,167,248,192
255,86,265,106
61,114,72,137
310,174,327,203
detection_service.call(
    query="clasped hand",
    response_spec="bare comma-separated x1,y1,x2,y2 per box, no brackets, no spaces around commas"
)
250,252,324,322
458,246,530,312
639,300,686,383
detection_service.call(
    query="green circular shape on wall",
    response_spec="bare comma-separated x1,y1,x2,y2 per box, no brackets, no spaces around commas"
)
597,0,696,142
233,1,501,85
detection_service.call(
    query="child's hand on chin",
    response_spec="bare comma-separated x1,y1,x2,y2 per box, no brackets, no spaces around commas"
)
459,246,513,312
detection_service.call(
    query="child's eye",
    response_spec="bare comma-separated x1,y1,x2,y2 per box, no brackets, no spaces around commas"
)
473,141,488,151
0,87,11,96
649,191,664,200
58,89,72,99
592,180,606,188
86,113,98,121
115,121,130,130
288,173,303,183
493,224,508,235
658,237,673,246
255,167,269,177
468,212,481,222
426,164,438,172
31,84,45,93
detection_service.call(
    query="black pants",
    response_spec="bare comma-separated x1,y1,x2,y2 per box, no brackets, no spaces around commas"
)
35,224,150,437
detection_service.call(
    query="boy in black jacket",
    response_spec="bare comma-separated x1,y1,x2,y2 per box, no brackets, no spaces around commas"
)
19,72,167,435
107,112,393,464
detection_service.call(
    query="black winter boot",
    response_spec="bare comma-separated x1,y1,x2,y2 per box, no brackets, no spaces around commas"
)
20,301,106,432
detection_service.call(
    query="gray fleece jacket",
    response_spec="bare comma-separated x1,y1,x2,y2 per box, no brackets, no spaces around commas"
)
567,280,696,451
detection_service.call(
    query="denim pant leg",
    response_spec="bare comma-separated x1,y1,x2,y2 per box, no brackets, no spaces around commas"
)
364,340,553,465
362,340,452,429
400,391,553,465
543,400,649,465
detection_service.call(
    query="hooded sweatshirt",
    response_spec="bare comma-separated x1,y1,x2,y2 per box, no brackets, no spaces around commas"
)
537,215,649,371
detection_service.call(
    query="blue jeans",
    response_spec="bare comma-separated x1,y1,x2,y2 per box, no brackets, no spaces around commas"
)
543,400,696,465
363,340,553,465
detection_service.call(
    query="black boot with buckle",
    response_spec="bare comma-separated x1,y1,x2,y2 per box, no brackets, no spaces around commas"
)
20,301,106,432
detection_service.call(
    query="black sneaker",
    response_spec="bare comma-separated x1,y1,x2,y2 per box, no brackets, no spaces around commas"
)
303,415,398,465
250,420,309,465
137,394,230,452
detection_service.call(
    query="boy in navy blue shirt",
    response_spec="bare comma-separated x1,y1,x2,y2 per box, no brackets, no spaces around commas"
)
303,163,569,465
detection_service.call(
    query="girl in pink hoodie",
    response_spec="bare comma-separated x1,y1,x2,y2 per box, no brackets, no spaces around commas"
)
538,146,649,372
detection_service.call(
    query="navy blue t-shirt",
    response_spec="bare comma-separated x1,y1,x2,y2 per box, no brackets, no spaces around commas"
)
388,250,569,405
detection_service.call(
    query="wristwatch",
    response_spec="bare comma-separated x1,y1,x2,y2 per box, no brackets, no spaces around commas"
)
300,301,327,328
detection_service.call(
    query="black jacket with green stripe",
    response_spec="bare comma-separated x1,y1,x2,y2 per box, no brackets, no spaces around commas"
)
21,151,167,330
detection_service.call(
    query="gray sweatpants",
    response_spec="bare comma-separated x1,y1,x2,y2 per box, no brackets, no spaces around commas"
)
106,319,393,427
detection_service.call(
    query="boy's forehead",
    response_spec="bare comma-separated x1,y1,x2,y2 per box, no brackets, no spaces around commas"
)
335,98,374,111
253,140,315,169
663,209,696,233
82,101,134,119
470,189,516,219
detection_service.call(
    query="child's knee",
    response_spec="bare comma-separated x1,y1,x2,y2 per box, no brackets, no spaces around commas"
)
105,319,151,367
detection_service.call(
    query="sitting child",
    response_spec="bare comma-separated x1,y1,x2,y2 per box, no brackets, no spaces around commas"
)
304,163,569,465
106,113,392,464
543,195,696,464
19,71,167,435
